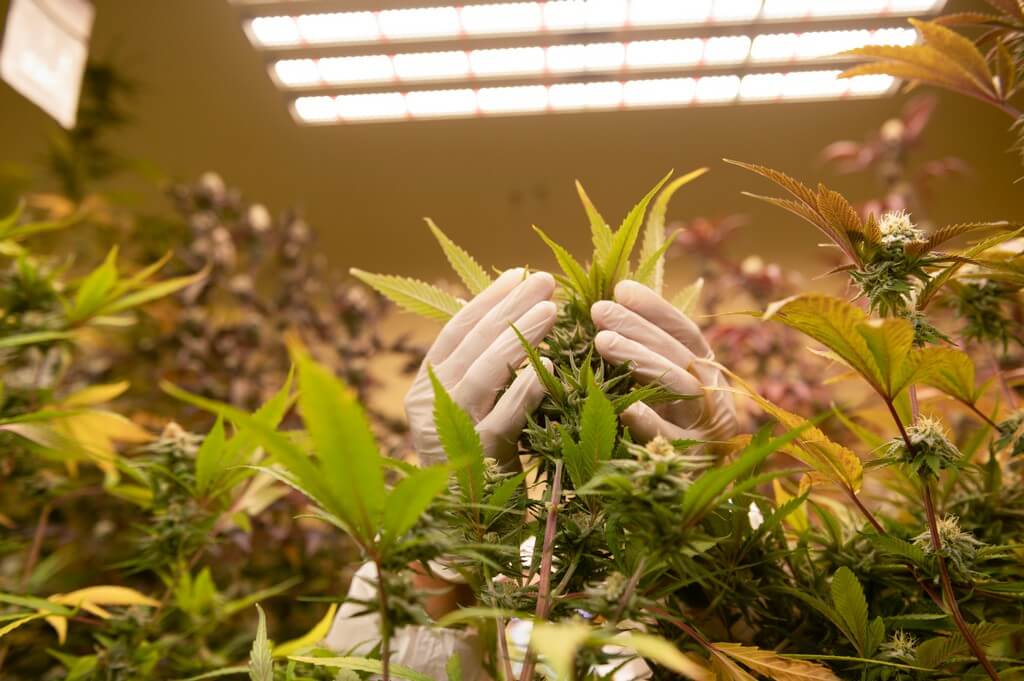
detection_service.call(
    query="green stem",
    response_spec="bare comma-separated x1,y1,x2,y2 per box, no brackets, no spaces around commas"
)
373,557,392,681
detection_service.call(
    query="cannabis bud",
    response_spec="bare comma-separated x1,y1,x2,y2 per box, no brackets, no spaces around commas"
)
913,515,984,582
612,436,708,501
887,417,962,477
878,210,924,247
993,411,1024,458
880,629,918,662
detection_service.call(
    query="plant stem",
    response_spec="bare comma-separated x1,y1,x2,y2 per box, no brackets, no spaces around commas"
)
519,460,563,681
843,486,886,535
966,401,1001,431
374,557,392,681
885,394,1001,681
921,483,1001,681
20,502,52,587
987,344,1017,411
611,557,646,624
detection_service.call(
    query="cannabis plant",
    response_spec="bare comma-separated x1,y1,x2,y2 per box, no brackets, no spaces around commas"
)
842,3,1024,163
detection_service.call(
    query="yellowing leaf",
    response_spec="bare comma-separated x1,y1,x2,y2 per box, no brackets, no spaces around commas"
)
915,346,979,405
909,18,996,96
350,269,462,321
765,295,931,401
60,381,129,407
773,479,808,534
672,278,704,316
637,167,708,294
49,585,161,611
530,620,593,680
273,604,338,658
618,632,712,680
45,614,68,644
576,180,614,264
718,375,863,492
713,642,841,681
426,218,491,295
0,613,48,640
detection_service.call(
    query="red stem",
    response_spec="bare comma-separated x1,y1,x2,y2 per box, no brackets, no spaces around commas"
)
519,460,563,681
922,484,1002,681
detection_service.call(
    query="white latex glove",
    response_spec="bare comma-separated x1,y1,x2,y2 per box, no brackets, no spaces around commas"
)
591,280,737,445
406,268,558,467
323,562,489,681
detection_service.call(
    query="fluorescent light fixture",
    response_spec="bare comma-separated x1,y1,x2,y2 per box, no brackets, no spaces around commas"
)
695,75,741,102
336,91,407,120
629,0,712,25
405,87,477,116
460,2,543,35
378,6,460,40
547,42,625,73
247,16,300,46
549,81,623,110
476,84,548,113
470,47,546,77
293,95,336,122
393,50,468,80
749,27,917,63
623,77,696,106
760,0,944,20
297,12,378,44
273,58,319,86
626,39,704,69
319,55,394,85
702,35,752,65
291,70,892,123
243,0,947,49
710,0,763,21
270,27,917,89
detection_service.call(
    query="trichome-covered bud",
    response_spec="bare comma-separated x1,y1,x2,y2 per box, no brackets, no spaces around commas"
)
886,416,961,477
913,514,984,581
879,630,917,662
878,210,924,248
993,411,1024,458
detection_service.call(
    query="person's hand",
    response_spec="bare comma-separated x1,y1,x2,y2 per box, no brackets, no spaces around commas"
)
406,268,558,467
591,280,737,445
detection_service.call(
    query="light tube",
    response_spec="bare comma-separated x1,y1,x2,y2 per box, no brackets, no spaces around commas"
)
244,0,946,49
291,71,898,123
271,27,917,89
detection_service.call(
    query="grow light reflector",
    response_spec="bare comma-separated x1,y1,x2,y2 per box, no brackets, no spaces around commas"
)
243,0,946,48
291,71,896,124
269,27,917,89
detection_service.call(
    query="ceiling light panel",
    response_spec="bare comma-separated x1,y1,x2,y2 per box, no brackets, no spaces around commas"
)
243,0,946,49
269,27,917,89
291,71,896,123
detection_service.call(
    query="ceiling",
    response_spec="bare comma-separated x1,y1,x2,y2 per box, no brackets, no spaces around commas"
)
0,0,1020,290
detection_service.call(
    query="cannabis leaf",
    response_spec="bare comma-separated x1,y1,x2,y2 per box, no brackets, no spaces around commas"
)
290,656,434,681
249,605,274,681
831,567,872,656
563,381,616,489
350,269,462,321
842,19,1001,108
637,167,708,294
712,642,842,681
672,278,704,315
427,218,491,295
429,366,485,514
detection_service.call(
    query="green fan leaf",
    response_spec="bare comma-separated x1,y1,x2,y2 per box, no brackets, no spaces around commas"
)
637,167,707,294
428,366,485,514
831,567,870,656
426,218,491,295
350,269,462,321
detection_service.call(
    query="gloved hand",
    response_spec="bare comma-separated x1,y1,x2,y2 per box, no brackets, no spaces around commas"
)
405,268,558,467
591,280,737,445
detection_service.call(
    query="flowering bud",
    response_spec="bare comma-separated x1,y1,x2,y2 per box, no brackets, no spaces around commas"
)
887,417,961,477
